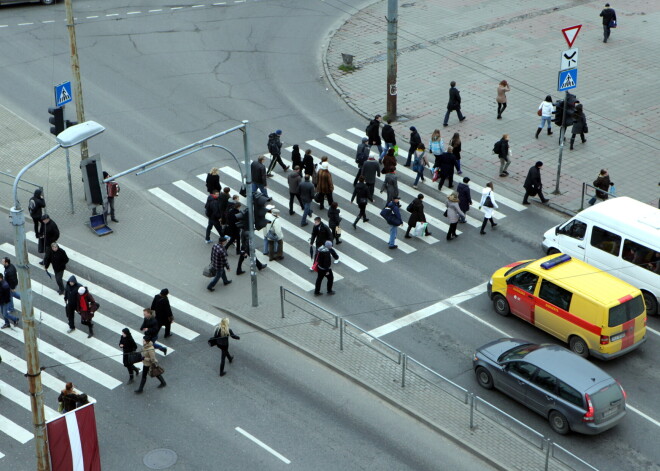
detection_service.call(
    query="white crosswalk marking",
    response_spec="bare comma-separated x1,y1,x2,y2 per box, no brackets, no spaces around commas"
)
0,324,121,390
1,244,178,353
0,409,33,444
25,233,219,329
151,186,320,289
0,380,59,421
346,127,526,212
220,168,380,267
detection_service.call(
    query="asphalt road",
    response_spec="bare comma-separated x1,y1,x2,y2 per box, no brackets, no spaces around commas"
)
0,0,658,470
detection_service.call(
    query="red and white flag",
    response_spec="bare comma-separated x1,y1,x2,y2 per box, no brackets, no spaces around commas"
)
46,403,101,471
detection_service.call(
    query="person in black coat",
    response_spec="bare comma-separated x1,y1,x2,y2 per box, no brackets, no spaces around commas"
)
63,275,81,333
456,177,472,223
140,308,167,354
2,257,20,312
600,3,617,43
327,202,342,245
204,191,224,244
38,214,59,265
350,176,370,229
405,126,422,167
236,228,267,275
151,289,174,338
380,119,396,160
569,104,587,150
353,137,371,186
314,241,339,296
443,81,466,126
212,318,240,376
119,328,141,383
366,115,383,155
217,187,231,224
523,161,549,205
28,188,46,236
225,202,243,254
434,147,456,191
404,194,431,238
310,217,332,249
302,149,315,177
205,168,221,194
291,144,303,170
250,156,268,196
43,243,69,295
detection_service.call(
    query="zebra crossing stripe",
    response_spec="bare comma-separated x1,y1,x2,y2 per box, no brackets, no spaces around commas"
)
0,407,33,444
0,244,176,353
151,186,320,290
0,325,121,390
25,233,222,329
346,127,526,211
219,167,378,267
171,181,338,282
254,167,430,250
0,379,59,421
0,346,96,403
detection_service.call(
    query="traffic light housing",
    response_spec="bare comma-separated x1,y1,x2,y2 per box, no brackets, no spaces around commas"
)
48,106,64,135
553,100,564,126
564,93,578,127
65,119,78,129
253,192,271,230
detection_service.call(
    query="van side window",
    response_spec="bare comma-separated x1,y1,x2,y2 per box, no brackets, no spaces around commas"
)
507,362,537,381
560,219,587,240
558,381,583,407
531,369,557,394
507,271,539,294
590,226,621,256
538,280,573,311
622,240,659,276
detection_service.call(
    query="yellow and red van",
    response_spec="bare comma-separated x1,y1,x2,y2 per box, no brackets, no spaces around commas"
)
487,254,646,359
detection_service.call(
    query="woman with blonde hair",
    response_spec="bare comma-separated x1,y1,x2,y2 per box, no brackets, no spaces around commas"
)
206,167,221,194
445,192,465,241
428,129,445,159
496,80,510,119
212,318,240,377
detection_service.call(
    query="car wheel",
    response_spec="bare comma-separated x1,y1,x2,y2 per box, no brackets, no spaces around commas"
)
641,290,658,316
547,247,560,255
42,0,55,4
569,336,589,358
548,410,570,435
475,366,494,389
493,294,510,316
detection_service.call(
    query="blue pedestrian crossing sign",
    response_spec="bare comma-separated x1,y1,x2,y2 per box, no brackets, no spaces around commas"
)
557,69,578,91
54,81,73,106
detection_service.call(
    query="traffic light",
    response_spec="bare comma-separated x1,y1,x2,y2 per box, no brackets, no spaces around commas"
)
253,192,271,230
553,100,564,126
564,93,578,127
235,209,248,229
65,119,78,129
48,106,64,135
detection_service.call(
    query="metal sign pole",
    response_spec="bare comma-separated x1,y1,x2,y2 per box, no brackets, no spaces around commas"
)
554,91,568,195
242,120,258,307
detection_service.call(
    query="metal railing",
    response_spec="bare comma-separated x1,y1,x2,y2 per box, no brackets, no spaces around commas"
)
579,182,617,211
279,286,598,471
0,171,42,207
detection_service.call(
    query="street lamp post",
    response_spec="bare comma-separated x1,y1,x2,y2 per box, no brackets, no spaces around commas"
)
9,121,105,471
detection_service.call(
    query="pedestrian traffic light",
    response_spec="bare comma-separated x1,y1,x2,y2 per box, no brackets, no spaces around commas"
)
564,93,578,127
235,209,248,229
553,100,564,126
253,192,271,230
65,119,78,129
48,106,64,136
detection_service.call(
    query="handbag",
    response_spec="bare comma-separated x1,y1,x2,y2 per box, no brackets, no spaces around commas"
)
335,226,342,235
443,208,448,217
413,222,427,237
537,109,542,117
314,192,323,204
432,169,440,182
239,184,247,197
311,252,319,272
609,19,617,28
265,221,278,241
484,193,494,208
127,351,142,364
149,363,165,377
203,264,217,278
393,145,399,156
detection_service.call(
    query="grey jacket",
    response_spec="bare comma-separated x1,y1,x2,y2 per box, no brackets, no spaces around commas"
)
299,180,315,204
446,200,465,224
287,171,302,194
380,173,399,203
361,159,381,184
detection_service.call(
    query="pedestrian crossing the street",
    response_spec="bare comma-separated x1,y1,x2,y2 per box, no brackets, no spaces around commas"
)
144,127,527,293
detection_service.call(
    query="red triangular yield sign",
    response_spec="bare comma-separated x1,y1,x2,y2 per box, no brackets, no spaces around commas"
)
562,25,582,48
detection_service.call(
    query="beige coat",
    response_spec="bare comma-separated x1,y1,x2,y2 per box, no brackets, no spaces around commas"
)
496,85,510,104
141,342,157,367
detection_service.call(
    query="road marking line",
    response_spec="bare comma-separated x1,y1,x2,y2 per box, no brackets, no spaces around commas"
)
219,168,376,268
171,6,183,10
86,16,99,19
0,346,96,402
127,11,141,15
0,379,59,421
0,411,33,444
105,13,119,17
646,326,659,337
365,283,488,338
152,186,319,290
18,23,34,26
346,127,527,212
149,9,163,12
192,4,205,7
235,427,291,464
627,405,660,428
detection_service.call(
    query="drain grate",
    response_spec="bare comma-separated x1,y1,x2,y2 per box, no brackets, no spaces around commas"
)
143,449,178,470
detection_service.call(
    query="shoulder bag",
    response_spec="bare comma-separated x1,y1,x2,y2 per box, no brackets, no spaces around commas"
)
149,363,165,377
484,192,494,208
265,221,278,241
203,264,217,277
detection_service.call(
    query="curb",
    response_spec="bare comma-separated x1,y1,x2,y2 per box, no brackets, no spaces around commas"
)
221,304,508,471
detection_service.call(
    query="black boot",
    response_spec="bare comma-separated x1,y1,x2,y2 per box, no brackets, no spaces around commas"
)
535,128,541,139
128,375,134,384
569,138,575,150
547,128,553,136
480,219,487,235
157,376,167,388
353,217,359,229
87,323,94,338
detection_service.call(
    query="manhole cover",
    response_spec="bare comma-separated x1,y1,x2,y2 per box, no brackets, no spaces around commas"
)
144,449,178,469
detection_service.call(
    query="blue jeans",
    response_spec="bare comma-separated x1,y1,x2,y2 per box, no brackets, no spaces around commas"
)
370,143,383,158
388,225,398,247
251,183,268,197
263,238,278,255
539,116,552,129
413,167,425,186
380,142,394,161
207,268,229,289
301,202,312,225
8,290,20,312
1,303,19,326
150,333,167,353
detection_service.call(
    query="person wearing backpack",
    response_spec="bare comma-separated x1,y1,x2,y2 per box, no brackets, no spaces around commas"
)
381,197,403,249
28,188,46,236
494,134,511,177
380,118,396,161
411,143,429,189
266,130,288,176
353,137,370,186
365,115,383,156
102,171,120,223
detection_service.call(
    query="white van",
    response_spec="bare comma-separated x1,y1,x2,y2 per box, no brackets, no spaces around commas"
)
542,197,659,316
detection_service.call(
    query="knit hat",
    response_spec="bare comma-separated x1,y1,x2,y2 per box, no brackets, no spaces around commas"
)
324,241,333,248
275,130,282,135
78,287,85,295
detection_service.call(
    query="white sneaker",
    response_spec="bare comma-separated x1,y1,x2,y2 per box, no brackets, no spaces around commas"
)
334,260,339,264
412,185,417,189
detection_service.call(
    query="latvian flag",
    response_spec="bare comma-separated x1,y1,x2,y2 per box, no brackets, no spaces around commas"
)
46,403,101,471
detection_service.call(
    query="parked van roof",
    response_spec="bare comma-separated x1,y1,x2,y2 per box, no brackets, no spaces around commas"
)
580,197,660,234
530,255,640,304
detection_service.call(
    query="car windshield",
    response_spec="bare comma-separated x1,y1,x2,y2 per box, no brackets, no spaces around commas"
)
609,295,645,327
504,260,533,277
590,382,623,410
498,344,540,363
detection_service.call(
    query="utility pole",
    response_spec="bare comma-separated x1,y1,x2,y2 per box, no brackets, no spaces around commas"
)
242,120,258,307
386,0,398,120
65,0,88,160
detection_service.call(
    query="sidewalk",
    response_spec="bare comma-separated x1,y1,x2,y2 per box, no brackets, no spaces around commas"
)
324,0,660,213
